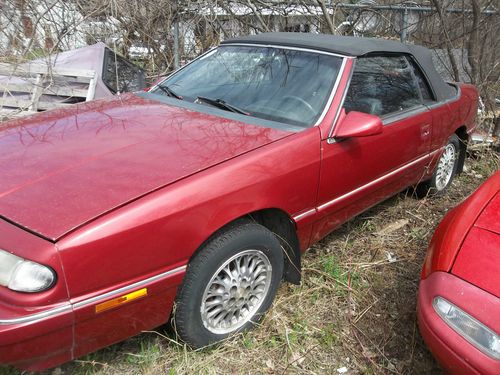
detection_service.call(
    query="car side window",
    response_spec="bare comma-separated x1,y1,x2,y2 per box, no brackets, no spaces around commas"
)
102,48,146,93
344,55,422,117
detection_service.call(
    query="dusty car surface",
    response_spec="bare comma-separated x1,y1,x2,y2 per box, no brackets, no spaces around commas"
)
0,33,478,370
418,171,500,375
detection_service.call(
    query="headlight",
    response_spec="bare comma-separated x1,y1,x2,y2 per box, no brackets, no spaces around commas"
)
433,296,500,360
0,249,56,292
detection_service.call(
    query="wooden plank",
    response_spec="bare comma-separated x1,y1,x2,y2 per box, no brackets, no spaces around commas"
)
35,101,74,111
0,97,73,111
86,72,97,101
0,82,34,92
43,86,89,98
29,74,44,111
0,97,32,110
0,63,95,79
0,109,37,121
0,82,89,98
0,62,95,115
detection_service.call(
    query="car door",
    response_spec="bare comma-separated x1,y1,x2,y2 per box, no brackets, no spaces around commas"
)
311,54,433,242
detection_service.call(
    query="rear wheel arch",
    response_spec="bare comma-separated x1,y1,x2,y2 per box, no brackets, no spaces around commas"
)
416,133,461,197
454,126,468,174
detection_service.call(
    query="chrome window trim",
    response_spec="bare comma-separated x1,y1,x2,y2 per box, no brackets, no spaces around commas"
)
221,43,350,58
315,57,348,127
327,57,355,139
381,105,429,126
0,264,187,325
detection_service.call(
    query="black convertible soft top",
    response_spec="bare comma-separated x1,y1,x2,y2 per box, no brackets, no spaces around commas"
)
222,33,456,102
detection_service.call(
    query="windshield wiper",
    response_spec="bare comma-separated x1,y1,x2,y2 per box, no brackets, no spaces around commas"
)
195,96,249,116
156,84,183,100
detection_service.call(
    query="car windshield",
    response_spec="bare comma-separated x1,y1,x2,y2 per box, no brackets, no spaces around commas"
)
154,45,343,127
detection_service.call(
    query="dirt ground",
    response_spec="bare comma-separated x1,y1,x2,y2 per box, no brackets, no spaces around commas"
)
2,150,498,375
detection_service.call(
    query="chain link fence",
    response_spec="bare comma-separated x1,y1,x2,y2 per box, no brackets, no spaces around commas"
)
0,0,498,132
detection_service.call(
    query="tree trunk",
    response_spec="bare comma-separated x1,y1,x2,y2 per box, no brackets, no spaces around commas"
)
466,0,480,83
317,0,336,34
431,0,460,81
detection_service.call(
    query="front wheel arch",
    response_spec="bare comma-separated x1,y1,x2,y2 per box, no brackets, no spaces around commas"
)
185,208,302,285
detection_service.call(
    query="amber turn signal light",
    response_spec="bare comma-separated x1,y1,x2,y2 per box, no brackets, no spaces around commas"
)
95,288,148,313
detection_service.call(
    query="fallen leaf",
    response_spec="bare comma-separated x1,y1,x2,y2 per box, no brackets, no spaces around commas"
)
376,219,409,236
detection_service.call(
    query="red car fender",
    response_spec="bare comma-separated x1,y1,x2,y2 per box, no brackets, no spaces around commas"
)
422,171,500,278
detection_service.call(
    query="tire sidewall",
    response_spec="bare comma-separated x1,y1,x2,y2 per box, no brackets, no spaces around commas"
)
431,135,460,194
175,223,283,347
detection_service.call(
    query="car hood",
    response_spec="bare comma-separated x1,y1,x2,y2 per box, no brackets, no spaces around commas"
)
0,93,292,240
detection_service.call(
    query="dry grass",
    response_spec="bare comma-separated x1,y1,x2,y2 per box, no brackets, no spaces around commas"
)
2,150,498,375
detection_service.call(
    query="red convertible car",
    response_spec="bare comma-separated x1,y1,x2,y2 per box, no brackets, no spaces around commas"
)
0,33,478,370
418,171,500,374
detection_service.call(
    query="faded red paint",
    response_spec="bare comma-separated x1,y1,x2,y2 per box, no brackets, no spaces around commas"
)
0,55,479,371
418,171,500,374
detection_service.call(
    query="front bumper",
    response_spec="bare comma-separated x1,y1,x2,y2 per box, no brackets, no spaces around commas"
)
0,301,73,370
0,263,186,371
418,271,500,375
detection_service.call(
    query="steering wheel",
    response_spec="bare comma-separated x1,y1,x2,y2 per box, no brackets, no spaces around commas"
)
282,95,316,117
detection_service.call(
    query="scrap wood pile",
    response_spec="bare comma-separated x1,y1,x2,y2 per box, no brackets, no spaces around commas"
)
0,62,97,120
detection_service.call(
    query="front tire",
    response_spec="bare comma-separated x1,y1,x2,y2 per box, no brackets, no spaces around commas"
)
416,134,460,197
173,222,283,348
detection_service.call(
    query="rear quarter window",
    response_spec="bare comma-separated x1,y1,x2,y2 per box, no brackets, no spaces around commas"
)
407,57,436,103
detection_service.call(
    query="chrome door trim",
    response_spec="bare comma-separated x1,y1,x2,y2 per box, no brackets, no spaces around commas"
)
72,265,187,309
0,264,187,325
0,303,72,325
292,208,317,222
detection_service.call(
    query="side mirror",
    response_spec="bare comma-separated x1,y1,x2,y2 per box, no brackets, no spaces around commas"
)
333,110,383,139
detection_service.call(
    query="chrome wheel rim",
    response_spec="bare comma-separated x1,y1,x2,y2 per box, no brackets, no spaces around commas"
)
435,143,456,191
200,249,272,334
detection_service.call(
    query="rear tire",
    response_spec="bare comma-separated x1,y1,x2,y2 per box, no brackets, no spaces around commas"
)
173,222,283,348
416,134,460,197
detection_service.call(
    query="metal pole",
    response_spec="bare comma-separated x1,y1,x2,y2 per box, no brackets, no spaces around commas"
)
400,6,408,43
333,3,496,15
173,0,180,69
174,20,179,69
